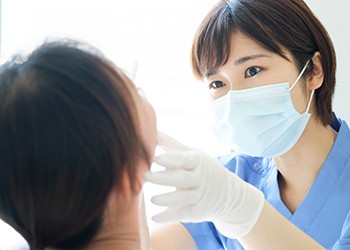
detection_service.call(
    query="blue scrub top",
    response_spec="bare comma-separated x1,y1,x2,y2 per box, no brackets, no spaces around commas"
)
184,115,350,250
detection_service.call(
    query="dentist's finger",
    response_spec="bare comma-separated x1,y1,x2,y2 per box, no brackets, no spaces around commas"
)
144,169,199,189
152,206,198,223
157,131,191,151
154,151,202,170
150,190,199,207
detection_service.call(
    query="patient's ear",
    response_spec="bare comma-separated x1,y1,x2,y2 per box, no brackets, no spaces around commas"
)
307,52,324,91
116,164,146,202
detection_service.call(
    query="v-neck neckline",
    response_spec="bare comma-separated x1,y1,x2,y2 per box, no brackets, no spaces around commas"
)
265,120,350,231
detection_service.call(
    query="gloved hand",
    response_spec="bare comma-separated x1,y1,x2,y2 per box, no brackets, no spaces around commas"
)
145,132,265,239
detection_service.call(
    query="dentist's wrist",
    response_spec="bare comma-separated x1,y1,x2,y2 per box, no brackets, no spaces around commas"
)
213,177,265,239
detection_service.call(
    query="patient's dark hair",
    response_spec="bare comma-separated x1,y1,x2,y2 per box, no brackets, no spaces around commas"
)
0,40,149,249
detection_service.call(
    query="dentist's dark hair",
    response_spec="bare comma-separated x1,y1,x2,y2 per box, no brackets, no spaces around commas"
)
191,0,336,125
0,40,150,249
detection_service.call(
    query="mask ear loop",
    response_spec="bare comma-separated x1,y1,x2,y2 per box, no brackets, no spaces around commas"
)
305,89,315,113
289,60,314,114
290,60,310,90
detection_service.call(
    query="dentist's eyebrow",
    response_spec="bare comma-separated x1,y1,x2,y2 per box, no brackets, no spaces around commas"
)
205,54,271,78
206,70,218,78
234,54,271,66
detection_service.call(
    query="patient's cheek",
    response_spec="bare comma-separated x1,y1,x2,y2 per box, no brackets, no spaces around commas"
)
139,98,157,157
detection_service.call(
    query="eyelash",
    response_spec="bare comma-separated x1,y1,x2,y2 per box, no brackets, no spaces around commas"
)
245,66,262,78
209,80,225,90
208,66,263,89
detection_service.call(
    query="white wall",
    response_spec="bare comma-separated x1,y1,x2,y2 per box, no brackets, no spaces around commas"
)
305,0,350,122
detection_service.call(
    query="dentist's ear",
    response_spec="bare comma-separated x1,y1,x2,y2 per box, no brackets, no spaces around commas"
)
308,52,324,91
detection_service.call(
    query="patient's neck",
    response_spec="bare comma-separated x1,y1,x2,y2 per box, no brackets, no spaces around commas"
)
86,192,150,250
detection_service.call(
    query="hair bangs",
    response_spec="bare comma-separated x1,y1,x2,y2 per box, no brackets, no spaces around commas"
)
191,3,233,79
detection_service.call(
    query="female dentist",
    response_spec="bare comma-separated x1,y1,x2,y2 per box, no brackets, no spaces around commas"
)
146,0,350,249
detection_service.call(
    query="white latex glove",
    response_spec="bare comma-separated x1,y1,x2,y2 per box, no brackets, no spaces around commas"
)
145,132,265,239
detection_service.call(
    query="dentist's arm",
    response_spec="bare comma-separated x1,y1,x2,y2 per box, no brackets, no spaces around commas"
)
150,222,197,250
240,201,324,250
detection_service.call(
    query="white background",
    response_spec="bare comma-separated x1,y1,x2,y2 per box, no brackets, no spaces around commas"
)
1,0,349,234
305,0,350,124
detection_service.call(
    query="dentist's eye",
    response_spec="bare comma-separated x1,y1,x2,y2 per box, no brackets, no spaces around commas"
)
245,66,261,78
209,80,225,89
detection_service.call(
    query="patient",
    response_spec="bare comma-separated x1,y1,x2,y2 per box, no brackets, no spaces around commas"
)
0,40,157,249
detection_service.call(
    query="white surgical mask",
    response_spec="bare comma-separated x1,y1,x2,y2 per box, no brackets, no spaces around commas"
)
211,61,313,157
